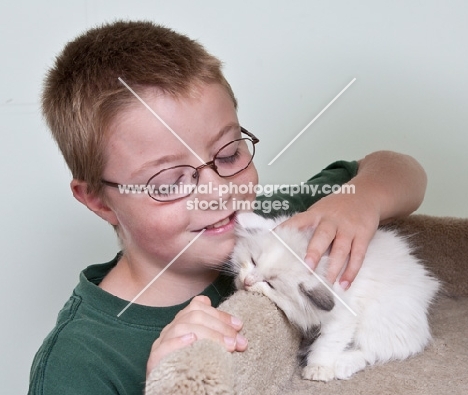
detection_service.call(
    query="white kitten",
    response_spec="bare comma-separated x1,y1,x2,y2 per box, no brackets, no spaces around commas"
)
230,213,440,381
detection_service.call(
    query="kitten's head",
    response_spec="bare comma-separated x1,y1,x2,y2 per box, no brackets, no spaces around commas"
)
230,213,334,332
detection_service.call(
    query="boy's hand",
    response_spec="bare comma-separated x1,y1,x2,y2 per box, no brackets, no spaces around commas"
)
279,151,426,290
146,295,247,378
279,190,380,289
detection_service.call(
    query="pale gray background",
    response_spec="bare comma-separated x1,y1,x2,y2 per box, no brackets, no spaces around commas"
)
1,1,467,393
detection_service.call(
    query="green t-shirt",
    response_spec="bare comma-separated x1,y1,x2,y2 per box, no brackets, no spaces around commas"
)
28,160,358,395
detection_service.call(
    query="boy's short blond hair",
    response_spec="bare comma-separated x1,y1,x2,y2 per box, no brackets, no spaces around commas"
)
42,20,237,194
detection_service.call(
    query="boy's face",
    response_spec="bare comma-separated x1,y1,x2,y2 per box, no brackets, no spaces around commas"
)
101,83,258,272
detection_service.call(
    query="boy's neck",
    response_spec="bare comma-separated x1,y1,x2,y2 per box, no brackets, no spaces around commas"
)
98,254,220,307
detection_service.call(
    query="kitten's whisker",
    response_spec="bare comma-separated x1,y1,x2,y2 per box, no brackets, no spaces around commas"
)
188,256,238,275
268,229,357,317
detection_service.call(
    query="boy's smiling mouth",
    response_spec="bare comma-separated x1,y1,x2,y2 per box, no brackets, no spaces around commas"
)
206,216,231,229
193,212,237,233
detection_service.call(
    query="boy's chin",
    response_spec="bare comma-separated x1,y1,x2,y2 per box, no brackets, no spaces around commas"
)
201,240,235,267
207,250,234,267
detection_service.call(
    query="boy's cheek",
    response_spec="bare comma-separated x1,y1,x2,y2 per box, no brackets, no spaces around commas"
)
248,164,259,185
237,165,259,199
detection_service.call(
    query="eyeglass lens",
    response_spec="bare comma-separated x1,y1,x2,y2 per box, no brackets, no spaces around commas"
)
146,138,255,201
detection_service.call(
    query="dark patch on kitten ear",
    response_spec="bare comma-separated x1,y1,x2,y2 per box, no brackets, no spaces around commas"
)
299,283,335,312
297,325,321,367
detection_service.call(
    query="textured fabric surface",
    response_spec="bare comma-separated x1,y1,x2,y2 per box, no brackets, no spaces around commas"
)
146,215,468,395
389,214,468,297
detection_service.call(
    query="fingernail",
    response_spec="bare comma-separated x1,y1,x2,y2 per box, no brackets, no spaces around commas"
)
340,281,350,290
304,257,315,269
236,334,248,347
224,336,236,347
231,316,243,328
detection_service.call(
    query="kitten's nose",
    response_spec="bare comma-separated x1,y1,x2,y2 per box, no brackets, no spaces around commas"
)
244,274,256,288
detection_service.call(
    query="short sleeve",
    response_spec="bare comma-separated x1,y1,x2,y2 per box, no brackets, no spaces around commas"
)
255,160,358,217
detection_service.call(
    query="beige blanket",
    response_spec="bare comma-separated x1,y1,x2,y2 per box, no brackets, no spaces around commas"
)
146,215,468,395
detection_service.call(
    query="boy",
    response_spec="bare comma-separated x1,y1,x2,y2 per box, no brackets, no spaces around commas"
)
29,20,426,395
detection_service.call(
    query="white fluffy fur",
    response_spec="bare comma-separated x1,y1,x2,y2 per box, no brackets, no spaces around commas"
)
230,213,440,381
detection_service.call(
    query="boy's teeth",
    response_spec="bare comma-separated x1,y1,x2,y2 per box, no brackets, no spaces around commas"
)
206,217,230,229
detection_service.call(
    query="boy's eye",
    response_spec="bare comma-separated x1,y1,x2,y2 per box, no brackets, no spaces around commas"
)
152,178,183,197
146,167,195,198
216,149,241,164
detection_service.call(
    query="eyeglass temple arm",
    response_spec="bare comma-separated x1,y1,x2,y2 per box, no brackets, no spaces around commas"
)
101,180,121,188
241,127,259,144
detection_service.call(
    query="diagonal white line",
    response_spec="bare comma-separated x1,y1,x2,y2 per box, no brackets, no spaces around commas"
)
117,229,206,317
268,77,357,166
269,229,357,316
118,77,205,164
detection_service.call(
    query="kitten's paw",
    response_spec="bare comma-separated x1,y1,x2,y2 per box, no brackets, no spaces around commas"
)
334,361,362,380
302,365,335,382
334,351,367,380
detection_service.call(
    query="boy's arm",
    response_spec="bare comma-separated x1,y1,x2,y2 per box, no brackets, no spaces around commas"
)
281,150,427,288
352,150,427,222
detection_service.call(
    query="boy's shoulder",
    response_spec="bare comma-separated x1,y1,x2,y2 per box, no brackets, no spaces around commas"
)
28,293,113,394
28,257,159,395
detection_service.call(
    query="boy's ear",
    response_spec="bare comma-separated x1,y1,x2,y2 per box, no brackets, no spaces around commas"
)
71,180,119,226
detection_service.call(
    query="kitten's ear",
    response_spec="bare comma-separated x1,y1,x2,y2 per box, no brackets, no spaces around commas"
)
236,212,277,230
299,283,335,311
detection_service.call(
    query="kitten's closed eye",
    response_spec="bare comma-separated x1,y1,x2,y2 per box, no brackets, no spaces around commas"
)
251,257,257,267
265,281,274,289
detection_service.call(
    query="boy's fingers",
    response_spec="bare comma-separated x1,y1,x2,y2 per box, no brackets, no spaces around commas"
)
192,295,211,304
177,296,243,329
325,234,352,284
338,238,369,288
169,312,242,341
165,323,247,352
304,223,336,268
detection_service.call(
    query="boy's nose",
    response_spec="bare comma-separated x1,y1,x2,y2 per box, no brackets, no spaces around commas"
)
194,165,232,201
194,160,218,173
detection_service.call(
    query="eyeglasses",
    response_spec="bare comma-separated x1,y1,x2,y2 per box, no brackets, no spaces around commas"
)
101,127,259,202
